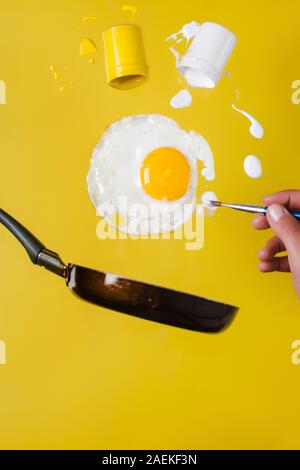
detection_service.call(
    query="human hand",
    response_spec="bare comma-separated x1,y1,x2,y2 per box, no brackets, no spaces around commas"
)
252,190,300,297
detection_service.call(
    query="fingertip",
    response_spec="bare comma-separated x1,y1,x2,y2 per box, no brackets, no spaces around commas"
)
262,195,272,204
258,247,268,261
258,261,266,272
252,215,269,230
252,217,260,228
258,261,274,272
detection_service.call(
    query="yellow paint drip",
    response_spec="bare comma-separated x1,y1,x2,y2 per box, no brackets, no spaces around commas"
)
88,58,96,64
80,38,98,57
49,65,60,80
122,5,137,23
0,80,6,104
82,16,97,23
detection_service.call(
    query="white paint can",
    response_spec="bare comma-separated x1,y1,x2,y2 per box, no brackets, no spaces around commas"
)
178,22,237,88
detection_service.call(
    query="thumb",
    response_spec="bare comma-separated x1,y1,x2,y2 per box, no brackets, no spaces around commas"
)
266,204,300,250
267,203,300,295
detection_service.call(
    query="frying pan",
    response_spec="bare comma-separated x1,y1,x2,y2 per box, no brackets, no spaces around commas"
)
0,208,238,333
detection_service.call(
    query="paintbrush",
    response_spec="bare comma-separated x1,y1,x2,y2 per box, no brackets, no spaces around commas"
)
208,201,300,220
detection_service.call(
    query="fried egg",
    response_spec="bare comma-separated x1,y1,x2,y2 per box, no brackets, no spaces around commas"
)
87,114,215,235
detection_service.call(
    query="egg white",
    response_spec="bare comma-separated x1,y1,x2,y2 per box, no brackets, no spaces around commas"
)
87,114,215,235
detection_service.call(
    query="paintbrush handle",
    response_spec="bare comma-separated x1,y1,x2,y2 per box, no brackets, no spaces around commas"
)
262,208,300,220
219,203,300,220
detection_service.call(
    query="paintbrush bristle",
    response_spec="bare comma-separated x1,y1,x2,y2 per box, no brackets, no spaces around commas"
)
208,200,222,207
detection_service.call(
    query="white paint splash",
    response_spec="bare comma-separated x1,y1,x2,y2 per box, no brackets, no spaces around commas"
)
167,22,201,73
170,89,192,108
201,191,218,216
232,104,264,139
166,21,201,44
243,155,262,179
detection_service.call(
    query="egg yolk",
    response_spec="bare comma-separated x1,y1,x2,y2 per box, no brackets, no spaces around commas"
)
140,147,191,201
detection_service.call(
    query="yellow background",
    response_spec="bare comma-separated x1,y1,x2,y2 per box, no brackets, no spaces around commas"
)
0,0,300,450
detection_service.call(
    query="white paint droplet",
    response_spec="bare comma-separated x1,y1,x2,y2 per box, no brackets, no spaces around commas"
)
244,155,262,179
170,89,192,108
232,104,264,139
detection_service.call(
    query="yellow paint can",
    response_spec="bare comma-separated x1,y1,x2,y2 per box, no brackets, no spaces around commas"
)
103,24,148,90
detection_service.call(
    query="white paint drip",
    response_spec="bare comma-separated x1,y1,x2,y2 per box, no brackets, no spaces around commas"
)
169,46,181,66
232,104,264,139
243,155,262,179
201,191,218,216
170,89,192,108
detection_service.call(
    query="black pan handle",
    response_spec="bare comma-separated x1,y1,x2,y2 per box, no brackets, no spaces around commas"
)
0,208,45,263
0,208,67,277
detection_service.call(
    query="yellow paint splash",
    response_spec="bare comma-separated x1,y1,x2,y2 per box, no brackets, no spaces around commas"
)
122,5,137,23
49,65,74,93
59,82,73,93
0,80,6,104
80,38,98,57
83,16,97,23
49,65,60,80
